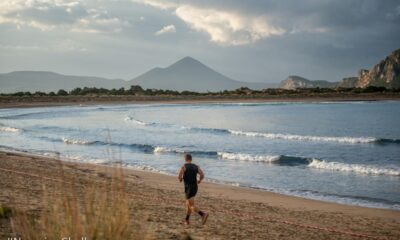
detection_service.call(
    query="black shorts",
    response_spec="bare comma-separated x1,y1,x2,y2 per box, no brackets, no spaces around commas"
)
184,183,198,199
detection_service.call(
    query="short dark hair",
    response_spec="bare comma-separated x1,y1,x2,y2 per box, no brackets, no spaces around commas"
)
184,153,192,161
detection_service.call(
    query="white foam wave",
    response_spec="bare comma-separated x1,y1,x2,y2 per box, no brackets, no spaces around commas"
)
0,126,20,132
228,130,377,144
61,137,94,145
126,164,172,175
218,152,281,162
124,116,152,125
308,159,400,176
61,155,111,164
153,146,184,154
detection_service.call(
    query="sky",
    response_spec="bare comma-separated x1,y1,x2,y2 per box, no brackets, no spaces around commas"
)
0,0,399,83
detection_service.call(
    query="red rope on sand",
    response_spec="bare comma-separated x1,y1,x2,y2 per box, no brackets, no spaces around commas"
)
0,167,391,240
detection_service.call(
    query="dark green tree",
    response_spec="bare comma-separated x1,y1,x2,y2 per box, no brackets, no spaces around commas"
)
57,89,68,96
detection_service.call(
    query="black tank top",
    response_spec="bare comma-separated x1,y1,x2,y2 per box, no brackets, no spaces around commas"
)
183,163,198,185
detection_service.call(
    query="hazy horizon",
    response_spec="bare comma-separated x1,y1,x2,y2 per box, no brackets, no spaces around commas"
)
1,0,399,83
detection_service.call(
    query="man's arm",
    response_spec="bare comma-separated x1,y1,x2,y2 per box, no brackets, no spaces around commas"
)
178,165,185,182
197,167,204,184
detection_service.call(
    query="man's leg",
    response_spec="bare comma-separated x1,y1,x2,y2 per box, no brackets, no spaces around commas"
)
185,200,191,224
188,198,197,213
188,198,208,225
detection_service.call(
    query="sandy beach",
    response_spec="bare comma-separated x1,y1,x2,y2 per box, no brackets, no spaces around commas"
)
0,151,399,239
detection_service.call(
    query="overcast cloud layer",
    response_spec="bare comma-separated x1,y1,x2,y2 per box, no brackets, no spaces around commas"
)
0,0,399,83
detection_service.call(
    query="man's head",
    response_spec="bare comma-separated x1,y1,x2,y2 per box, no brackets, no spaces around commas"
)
184,153,192,162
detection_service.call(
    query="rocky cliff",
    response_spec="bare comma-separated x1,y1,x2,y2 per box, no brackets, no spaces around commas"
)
279,76,337,90
337,77,358,88
355,49,400,89
279,48,400,90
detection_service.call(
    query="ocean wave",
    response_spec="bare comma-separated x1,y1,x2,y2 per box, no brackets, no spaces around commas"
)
0,126,21,132
228,130,379,144
125,164,172,175
183,126,230,134
62,137,97,145
123,117,399,145
40,136,155,153
153,146,184,154
218,152,311,166
308,159,400,176
153,146,218,157
376,138,400,144
218,152,281,162
124,116,154,126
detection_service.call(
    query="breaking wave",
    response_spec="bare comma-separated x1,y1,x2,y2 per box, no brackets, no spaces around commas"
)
153,146,184,154
40,136,155,153
308,159,400,176
218,152,281,162
153,146,217,156
0,126,21,132
228,130,395,144
61,137,97,145
122,116,399,144
218,152,400,176
217,152,311,166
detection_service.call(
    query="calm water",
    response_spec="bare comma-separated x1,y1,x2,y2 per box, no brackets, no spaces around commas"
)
1,101,400,209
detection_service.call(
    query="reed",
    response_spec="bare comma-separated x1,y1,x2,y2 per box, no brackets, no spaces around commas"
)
10,160,151,239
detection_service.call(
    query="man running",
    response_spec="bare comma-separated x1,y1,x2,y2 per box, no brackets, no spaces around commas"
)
178,153,209,225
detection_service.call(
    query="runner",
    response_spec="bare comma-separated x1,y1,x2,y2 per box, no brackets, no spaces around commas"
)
178,153,209,225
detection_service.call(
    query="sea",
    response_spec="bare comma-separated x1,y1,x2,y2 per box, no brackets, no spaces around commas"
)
1,101,399,210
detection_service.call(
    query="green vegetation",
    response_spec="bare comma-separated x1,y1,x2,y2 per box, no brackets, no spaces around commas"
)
0,205,12,219
1,85,399,97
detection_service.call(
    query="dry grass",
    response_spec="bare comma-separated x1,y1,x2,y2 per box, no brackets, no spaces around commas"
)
9,161,150,240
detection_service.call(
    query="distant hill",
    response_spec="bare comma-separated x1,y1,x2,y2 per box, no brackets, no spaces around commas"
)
127,57,273,92
0,57,275,93
0,71,126,93
355,48,400,89
279,48,400,89
337,77,358,88
278,76,337,90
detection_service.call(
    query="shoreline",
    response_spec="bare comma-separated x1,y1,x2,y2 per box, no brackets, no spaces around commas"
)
1,150,399,220
1,147,399,213
1,150,400,239
1,94,399,108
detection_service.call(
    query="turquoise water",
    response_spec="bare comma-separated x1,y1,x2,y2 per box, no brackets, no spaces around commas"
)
1,101,400,209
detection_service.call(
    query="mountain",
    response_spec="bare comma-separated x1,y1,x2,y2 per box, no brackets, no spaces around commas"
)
354,48,400,89
279,48,400,89
278,76,337,89
0,71,126,93
337,77,358,88
127,57,272,92
0,57,275,93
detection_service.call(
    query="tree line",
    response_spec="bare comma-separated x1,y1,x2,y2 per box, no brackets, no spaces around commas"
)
1,85,399,97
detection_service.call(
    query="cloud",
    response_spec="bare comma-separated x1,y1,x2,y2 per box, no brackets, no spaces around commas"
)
71,10,129,33
137,0,177,10
136,0,285,45
175,5,284,45
0,0,129,33
154,24,176,35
